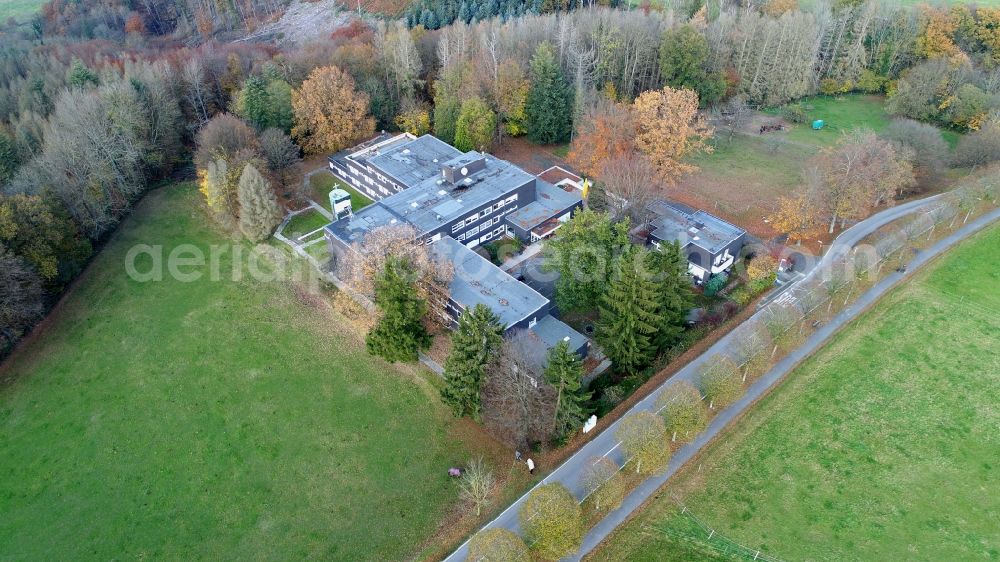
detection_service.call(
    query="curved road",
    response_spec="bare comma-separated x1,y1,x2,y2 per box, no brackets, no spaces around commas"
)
443,193,989,562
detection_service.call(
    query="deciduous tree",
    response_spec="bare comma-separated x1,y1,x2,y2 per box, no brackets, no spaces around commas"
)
467,528,530,562
291,66,375,154
616,411,670,474
457,457,495,516
567,98,635,177
518,484,583,561
454,97,497,152
658,24,726,106
699,355,743,409
580,457,624,512
633,86,712,184
0,246,43,352
656,381,707,443
481,334,557,449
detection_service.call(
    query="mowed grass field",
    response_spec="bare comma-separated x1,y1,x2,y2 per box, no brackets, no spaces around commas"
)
0,0,44,21
590,224,1000,562
0,184,492,560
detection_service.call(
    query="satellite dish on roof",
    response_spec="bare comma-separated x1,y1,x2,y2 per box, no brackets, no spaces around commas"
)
461,167,468,176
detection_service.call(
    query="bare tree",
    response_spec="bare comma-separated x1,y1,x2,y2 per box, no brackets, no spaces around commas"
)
718,95,751,143
598,152,658,227
481,333,557,449
457,457,496,516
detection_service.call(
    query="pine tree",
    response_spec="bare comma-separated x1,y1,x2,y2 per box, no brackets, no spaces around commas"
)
236,164,282,242
526,42,574,144
441,304,504,419
458,1,470,22
647,240,692,351
366,257,432,363
544,340,590,439
596,246,663,374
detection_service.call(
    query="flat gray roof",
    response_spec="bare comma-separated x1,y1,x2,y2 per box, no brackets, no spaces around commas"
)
505,180,581,231
528,314,587,354
327,153,535,242
648,199,745,254
431,236,548,329
362,135,462,187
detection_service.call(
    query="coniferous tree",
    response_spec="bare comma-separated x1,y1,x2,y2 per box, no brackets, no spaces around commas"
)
236,163,282,242
647,240,692,351
596,246,663,374
235,75,270,130
366,257,432,363
544,340,590,439
526,41,573,144
441,304,504,419
68,58,98,88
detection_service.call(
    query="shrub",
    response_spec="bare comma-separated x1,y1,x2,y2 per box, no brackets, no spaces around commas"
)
703,273,729,297
857,69,888,93
729,287,753,306
781,103,809,124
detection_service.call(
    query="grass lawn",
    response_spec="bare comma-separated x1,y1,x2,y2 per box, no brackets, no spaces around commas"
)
0,183,501,560
282,208,330,240
590,224,1000,562
768,94,962,148
310,171,373,212
0,0,45,21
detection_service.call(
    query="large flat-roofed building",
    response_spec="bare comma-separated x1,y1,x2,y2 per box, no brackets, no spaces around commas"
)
324,133,588,357
646,199,746,283
324,133,582,258
328,133,460,200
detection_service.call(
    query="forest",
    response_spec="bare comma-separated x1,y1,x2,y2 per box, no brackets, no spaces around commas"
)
2,0,1000,359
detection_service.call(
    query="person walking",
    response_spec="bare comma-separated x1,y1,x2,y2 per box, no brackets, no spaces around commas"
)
526,458,535,474
515,450,522,462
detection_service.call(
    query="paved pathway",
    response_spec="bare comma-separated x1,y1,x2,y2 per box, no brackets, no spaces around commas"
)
442,194,991,562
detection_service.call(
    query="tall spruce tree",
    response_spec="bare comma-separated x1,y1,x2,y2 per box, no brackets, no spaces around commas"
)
647,240,692,351
236,163,282,242
544,340,590,439
526,42,573,144
235,75,270,130
441,304,504,419
596,246,663,373
366,257,432,363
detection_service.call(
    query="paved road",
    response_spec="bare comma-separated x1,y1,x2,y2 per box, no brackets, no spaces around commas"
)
443,194,981,562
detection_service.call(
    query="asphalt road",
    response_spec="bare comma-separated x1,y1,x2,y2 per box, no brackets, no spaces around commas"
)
443,194,993,562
